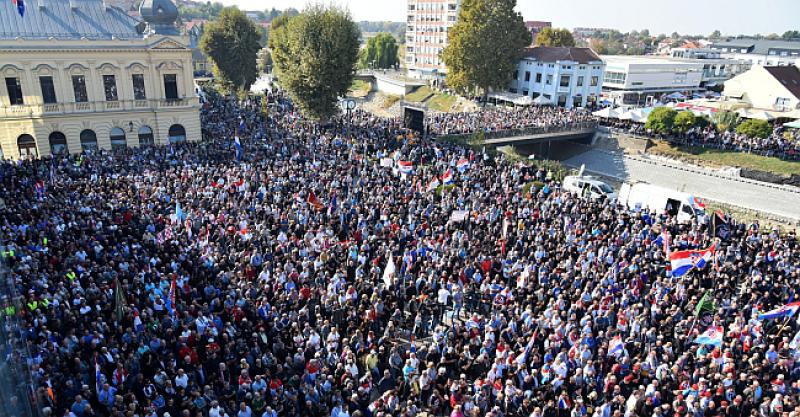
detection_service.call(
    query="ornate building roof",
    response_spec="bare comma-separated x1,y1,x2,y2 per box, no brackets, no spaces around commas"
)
0,0,144,40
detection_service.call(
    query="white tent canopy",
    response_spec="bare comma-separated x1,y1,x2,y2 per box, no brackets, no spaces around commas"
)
592,107,620,119
533,95,553,106
737,108,775,121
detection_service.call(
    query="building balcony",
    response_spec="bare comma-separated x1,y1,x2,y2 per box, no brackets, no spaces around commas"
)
0,98,198,119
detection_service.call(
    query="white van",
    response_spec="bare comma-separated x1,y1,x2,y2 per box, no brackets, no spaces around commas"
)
618,182,706,223
563,175,618,201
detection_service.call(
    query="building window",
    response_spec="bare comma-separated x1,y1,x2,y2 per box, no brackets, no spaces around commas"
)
5,77,24,105
509,88,518,94
49,132,68,155
168,124,186,143
448,3,456,10
103,75,118,101
545,75,552,85
535,73,542,83
577,76,584,87
522,90,529,96
138,126,155,146
17,134,38,158
513,70,519,80
110,127,127,150
80,129,98,152
132,74,147,100
39,76,57,104
590,76,599,86
603,72,626,84
560,75,570,87
72,75,88,102
524,71,531,82
164,74,179,100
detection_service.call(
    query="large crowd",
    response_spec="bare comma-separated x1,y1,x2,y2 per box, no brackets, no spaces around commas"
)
599,119,800,159
2,88,800,417
426,107,595,136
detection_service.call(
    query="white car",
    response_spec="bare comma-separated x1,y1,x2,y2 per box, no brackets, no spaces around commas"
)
563,175,617,201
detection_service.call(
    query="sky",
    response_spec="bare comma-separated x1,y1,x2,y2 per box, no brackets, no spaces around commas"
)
213,0,799,36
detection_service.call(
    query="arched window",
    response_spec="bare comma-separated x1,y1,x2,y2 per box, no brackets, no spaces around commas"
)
79,129,98,152
138,126,154,146
49,132,68,155
168,124,186,143
110,127,127,150
17,134,38,159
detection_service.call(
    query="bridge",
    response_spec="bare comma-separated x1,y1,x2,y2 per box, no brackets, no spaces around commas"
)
433,122,599,147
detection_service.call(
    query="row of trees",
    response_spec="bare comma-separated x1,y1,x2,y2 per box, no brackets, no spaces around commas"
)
644,108,773,139
200,0,550,121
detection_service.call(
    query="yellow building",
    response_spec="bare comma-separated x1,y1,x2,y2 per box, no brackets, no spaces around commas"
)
0,0,201,159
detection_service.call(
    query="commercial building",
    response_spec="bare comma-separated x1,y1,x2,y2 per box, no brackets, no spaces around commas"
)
405,0,460,80
723,65,800,115
0,0,201,159
525,21,552,45
509,47,605,108
710,38,800,68
600,55,745,105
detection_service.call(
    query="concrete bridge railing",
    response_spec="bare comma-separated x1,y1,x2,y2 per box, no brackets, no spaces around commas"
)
434,121,599,143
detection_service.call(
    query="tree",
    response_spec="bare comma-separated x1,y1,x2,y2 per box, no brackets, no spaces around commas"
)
535,27,575,47
709,30,722,39
441,0,531,100
200,7,262,94
736,119,772,139
712,110,739,132
782,30,800,40
270,5,360,120
257,48,272,74
673,111,696,133
359,33,399,69
645,107,678,134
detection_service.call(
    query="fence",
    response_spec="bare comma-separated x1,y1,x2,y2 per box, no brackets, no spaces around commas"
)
0,248,39,417
435,121,599,143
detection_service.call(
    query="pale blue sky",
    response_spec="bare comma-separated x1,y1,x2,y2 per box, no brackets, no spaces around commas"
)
215,0,798,36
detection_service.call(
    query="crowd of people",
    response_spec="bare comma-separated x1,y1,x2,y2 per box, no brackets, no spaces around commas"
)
599,118,800,159
426,107,596,136
1,87,800,417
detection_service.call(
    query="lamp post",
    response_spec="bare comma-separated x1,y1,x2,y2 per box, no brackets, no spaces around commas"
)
339,98,356,138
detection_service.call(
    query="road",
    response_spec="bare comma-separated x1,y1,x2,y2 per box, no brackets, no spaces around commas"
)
564,149,800,221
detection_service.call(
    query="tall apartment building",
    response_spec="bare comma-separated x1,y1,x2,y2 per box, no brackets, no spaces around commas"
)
405,0,461,80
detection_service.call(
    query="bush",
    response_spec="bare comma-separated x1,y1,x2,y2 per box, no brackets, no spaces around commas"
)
673,111,696,133
736,119,772,139
712,110,739,132
645,107,678,134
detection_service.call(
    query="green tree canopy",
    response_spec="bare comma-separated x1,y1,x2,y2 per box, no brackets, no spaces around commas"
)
200,7,262,94
359,33,399,69
736,119,772,139
783,30,800,40
270,5,360,120
673,111,696,133
535,27,576,47
645,107,678,134
440,0,531,98
712,110,740,132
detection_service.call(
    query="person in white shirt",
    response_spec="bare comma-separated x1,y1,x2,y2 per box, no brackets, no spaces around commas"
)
174,369,189,389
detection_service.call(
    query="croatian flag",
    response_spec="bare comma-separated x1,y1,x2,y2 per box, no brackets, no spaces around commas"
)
397,160,414,175
557,396,571,410
133,310,144,333
456,158,470,173
669,244,716,277
234,136,243,161
441,169,454,185
608,335,624,357
789,329,800,350
427,176,440,192
694,325,724,347
12,0,24,16
758,302,800,321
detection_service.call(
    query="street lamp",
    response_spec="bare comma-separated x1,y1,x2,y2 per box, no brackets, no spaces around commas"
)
339,98,356,137
128,121,134,132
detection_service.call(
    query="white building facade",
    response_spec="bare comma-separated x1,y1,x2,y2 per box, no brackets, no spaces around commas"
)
509,47,605,108
405,0,460,80
711,39,800,68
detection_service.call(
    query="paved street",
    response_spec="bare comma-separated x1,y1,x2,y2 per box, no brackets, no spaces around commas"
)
564,149,800,220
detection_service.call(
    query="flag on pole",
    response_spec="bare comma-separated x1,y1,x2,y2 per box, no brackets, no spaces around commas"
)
132,310,144,333
758,301,800,321
441,169,454,185
608,335,624,357
11,0,25,16
789,328,800,350
426,176,440,192
234,136,243,161
114,277,127,322
669,243,716,277
694,291,717,316
165,276,177,318
397,160,414,175
456,158,470,173
382,251,396,288
693,325,724,347
307,191,324,211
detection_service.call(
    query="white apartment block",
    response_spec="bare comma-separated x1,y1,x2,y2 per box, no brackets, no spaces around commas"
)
509,47,605,108
405,0,461,79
